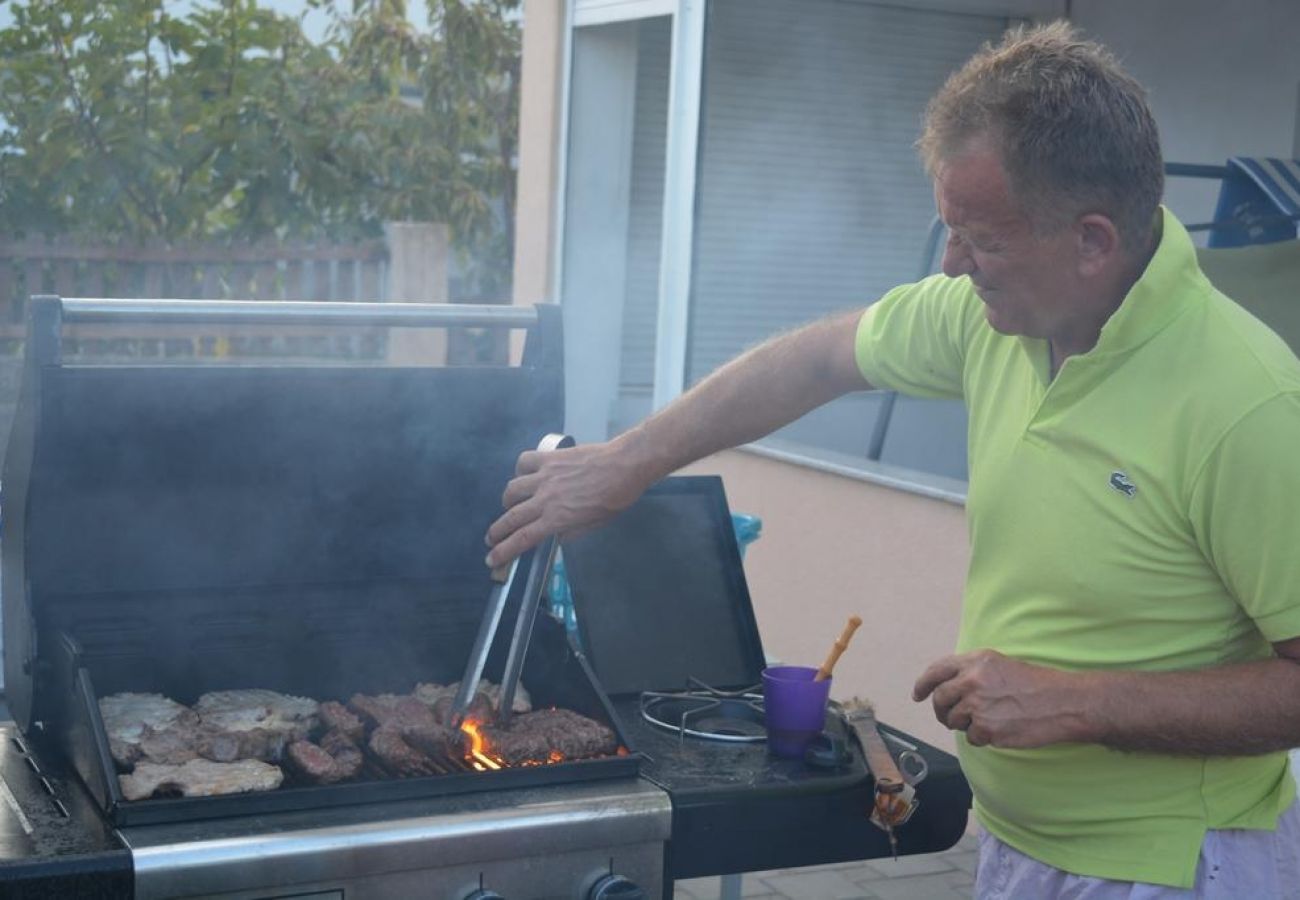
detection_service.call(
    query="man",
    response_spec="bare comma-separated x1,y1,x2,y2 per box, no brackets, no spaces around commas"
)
487,22,1300,898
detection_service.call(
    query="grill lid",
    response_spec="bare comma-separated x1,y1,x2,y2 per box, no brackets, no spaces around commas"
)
562,476,766,696
2,297,564,731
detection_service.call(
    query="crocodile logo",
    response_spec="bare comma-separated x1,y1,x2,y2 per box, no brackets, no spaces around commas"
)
1109,471,1137,498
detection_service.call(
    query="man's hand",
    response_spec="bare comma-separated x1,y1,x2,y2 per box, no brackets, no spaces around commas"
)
484,311,870,568
912,650,1091,749
484,439,654,567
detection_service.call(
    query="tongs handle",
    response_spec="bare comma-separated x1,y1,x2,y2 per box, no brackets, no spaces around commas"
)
496,433,576,727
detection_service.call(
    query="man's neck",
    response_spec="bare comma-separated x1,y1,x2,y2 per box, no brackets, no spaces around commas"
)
1048,227,1161,376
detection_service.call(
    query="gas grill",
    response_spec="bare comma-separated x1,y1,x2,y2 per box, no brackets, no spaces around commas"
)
0,297,969,898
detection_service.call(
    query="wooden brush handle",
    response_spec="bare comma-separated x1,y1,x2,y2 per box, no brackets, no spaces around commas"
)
815,615,862,681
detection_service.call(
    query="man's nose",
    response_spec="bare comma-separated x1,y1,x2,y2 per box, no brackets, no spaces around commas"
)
941,234,974,278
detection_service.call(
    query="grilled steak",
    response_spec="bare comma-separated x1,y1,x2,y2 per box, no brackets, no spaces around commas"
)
368,726,444,777
98,693,199,770
414,679,532,718
286,741,336,783
318,701,365,743
133,718,298,766
118,758,284,801
400,723,467,763
286,730,363,785
320,729,364,776
348,693,467,776
429,691,493,726
347,693,438,731
195,686,322,759
479,709,617,766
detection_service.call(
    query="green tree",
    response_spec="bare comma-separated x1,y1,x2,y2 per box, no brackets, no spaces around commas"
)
0,0,521,291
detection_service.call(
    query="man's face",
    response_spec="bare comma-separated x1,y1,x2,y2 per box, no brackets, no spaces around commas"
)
933,144,1082,340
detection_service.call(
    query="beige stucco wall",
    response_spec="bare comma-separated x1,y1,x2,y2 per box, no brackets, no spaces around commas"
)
513,0,566,309
681,449,970,754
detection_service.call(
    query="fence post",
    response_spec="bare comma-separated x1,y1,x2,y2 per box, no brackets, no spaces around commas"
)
383,222,451,366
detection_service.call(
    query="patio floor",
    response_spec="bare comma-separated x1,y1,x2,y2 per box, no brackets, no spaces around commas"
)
673,834,978,900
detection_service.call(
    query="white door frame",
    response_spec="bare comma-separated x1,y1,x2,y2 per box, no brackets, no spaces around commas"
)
557,0,705,428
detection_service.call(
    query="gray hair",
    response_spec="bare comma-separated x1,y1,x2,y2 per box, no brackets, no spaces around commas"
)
918,21,1163,253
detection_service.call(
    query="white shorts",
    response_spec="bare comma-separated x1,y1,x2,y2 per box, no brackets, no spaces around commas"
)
975,799,1300,899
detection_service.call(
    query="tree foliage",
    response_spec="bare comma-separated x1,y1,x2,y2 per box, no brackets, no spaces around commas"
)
0,0,520,286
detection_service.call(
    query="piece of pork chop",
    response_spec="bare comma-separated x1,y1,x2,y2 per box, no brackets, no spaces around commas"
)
98,693,199,770
194,689,318,760
118,758,284,801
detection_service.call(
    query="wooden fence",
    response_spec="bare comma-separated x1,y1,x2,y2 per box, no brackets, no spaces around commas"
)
0,225,456,367
0,235,393,323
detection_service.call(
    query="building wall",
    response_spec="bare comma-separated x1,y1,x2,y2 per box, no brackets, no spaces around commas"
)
681,449,969,752
1075,0,1300,225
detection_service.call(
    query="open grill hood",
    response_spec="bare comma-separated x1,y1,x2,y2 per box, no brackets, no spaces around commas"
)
1,297,638,827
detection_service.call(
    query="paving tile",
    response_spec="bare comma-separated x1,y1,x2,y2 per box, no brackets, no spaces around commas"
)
943,851,978,875
764,860,877,877
760,868,875,900
734,874,782,897
861,872,972,900
674,877,716,899
945,870,975,890
857,851,955,879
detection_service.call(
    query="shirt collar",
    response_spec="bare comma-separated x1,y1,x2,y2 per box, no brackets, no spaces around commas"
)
1088,205,1202,358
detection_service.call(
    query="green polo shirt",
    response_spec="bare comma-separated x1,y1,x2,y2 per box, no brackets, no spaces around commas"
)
854,208,1300,888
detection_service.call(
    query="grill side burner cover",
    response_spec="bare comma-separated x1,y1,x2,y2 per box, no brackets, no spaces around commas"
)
562,476,766,696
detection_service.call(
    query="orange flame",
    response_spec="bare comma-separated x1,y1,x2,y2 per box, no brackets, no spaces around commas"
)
460,719,503,771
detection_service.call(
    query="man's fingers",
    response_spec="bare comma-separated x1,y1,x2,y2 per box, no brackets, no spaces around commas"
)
500,472,540,509
514,449,544,476
913,656,964,701
928,680,963,722
485,519,546,569
484,501,546,566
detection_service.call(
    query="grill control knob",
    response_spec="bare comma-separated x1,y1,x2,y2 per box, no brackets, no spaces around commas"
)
587,874,646,900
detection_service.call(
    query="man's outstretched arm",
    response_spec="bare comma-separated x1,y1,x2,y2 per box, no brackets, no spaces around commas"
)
485,309,871,566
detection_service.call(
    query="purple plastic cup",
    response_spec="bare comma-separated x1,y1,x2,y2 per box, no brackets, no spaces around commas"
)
762,665,831,759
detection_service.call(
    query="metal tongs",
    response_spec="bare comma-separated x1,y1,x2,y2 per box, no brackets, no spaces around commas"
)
447,433,575,729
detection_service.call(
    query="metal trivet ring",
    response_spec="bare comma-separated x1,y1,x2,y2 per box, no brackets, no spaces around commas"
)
639,680,766,743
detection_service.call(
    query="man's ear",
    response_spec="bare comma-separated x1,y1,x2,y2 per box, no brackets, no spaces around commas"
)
1076,214,1121,277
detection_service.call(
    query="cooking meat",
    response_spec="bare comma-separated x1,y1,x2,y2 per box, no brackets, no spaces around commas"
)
368,726,444,777
285,730,363,785
347,693,438,731
318,701,365,743
195,686,322,759
320,729,364,776
98,693,199,770
195,689,319,740
133,724,200,766
479,709,617,766
286,741,336,783
400,722,467,763
133,720,294,766
348,693,466,775
118,758,284,801
414,679,531,718
429,690,493,726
